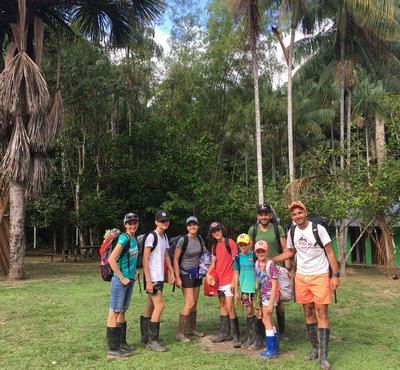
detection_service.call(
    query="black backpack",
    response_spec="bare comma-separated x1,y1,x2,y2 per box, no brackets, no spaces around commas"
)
252,214,283,253
211,237,232,257
136,230,159,268
168,234,204,267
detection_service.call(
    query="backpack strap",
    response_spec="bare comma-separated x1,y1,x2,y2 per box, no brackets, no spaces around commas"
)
289,225,296,248
272,222,283,253
212,238,232,256
312,222,324,249
252,223,258,242
145,230,158,252
178,235,189,266
234,253,240,274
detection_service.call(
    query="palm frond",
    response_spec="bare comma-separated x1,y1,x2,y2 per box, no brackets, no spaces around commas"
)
24,152,48,199
0,116,30,182
47,89,64,145
27,108,49,151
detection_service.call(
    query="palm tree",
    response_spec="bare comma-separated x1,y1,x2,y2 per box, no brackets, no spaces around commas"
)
0,0,165,279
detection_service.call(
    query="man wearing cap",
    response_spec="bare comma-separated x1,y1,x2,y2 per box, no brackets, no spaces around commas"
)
142,210,175,352
248,203,291,348
273,201,341,370
106,213,140,358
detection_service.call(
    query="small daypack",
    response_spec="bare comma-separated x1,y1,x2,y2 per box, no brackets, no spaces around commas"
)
168,234,204,267
99,230,130,281
252,214,283,253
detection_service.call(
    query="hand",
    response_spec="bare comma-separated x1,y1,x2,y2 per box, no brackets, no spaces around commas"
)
146,281,154,293
120,276,130,286
169,273,175,285
331,276,341,290
134,272,140,281
234,292,239,301
175,277,182,289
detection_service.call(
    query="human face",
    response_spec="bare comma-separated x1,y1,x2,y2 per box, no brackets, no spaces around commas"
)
187,222,199,235
211,228,223,241
124,220,139,235
238,242,251,254
257,212,271,226
255,249,267,261
290,207,307,227
156,219,170,232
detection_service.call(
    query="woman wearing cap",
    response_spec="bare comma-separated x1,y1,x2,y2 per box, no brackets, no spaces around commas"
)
174,216,207,342
106,213,140,358
206,222,241,348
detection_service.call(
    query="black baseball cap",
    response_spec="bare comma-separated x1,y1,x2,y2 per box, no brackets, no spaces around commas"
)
208,221,223,233
256,203,272,214
123,213,140,223
155,210,171,221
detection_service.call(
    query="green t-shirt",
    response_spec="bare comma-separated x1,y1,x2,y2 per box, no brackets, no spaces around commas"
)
248,223,285,259
114,233,138,279
233,251,256,293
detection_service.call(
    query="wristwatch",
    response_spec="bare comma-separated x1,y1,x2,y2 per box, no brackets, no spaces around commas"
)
331,272,340,278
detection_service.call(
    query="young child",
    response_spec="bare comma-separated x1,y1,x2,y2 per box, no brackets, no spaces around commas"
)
206,221,240,348
254,240,279,358
233,233,257,348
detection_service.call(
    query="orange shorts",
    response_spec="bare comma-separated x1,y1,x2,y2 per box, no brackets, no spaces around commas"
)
295,273,332,304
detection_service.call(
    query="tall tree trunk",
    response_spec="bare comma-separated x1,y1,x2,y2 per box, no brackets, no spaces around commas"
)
8,181,27,279
375,115,386,171
346,88,352,165
377,218,398,279
336,221,348,276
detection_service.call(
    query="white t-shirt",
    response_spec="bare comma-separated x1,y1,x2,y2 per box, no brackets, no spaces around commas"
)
287,222,331,275
145,231,169,282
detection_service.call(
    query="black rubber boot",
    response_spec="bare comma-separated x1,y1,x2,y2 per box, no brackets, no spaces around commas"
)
230,317,241,348
119,322,134,352
140,316,150,344
305,323,319,360
248,318,264,350
242,316,255,348
147,321,168,352
276,312,288,341
318,328,332,370
187,311,205,337
211,315,232,343
106,327,129,358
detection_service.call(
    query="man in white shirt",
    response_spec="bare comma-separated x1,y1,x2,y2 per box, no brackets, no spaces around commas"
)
273,201,340,370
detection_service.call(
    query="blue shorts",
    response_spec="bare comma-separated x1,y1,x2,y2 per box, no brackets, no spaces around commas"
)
109,276,134,312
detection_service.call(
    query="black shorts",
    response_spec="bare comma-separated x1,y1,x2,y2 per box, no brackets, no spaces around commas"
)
143,277,164,295
180,273,202,289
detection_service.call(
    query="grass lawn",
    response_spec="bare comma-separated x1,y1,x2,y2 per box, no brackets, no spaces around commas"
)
1,257,399,370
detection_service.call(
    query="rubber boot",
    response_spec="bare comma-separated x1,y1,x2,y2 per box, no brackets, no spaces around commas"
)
187,311,205,337
276,312,289,341
147,321,168,352
230,317,241,348
305,323,319,360
318,328,332,370
106,327,129,358
259,335,279,358
248,318,264,350
118,322,134,352
211,315,232,343
176,314,190,342
241,316,255,348
140,316,150,344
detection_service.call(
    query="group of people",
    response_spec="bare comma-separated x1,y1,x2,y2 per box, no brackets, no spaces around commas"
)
105,201,341,370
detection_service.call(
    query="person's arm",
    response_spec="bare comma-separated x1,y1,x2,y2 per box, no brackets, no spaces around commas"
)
206,257,216,284
272,248,295,263
143,246,153,293
109,244,130,285
173,245,182,288
266,278,278,313
165,252,175,285
233,270,239,300
324,242,341,289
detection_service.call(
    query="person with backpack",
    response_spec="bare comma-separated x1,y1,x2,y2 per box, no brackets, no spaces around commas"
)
205,221,241,348
106,212,140,358
272,201,341,370
142,210,175,352
253,240,279,358
232,233,257,348
173,216,207,342
248,203,291,348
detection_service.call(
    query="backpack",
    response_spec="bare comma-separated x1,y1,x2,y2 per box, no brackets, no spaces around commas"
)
252,214,283,253
234,250,257,274
99,230,130,281
168,234,204,268
136,230,158,268
211,237,232,257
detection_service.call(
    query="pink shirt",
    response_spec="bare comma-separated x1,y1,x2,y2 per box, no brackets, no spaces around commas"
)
213,238,238,286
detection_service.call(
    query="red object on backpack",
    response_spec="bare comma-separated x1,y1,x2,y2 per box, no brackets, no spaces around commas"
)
204,270,219,296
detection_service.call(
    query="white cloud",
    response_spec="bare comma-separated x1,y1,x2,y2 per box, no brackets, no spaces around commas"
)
154,27,171,55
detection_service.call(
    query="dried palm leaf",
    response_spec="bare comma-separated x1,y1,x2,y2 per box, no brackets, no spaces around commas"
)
0,116,30,182
24,152,48,198
0,52,49,115
47,89,63,145
27,108,49,151
34,16,44,68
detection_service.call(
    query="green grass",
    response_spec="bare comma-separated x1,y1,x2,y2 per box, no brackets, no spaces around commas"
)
1,258,399,370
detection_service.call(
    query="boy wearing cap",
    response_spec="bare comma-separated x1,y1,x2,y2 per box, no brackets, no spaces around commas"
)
206,222,241,348
233,233,257,348
142,210,175,352
106,213,140,358
254,240,279,358
248,203,291,346
273,201,341,370
174,216,207,342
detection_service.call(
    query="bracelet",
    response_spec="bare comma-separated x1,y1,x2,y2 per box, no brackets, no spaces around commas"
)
331,272,340,278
